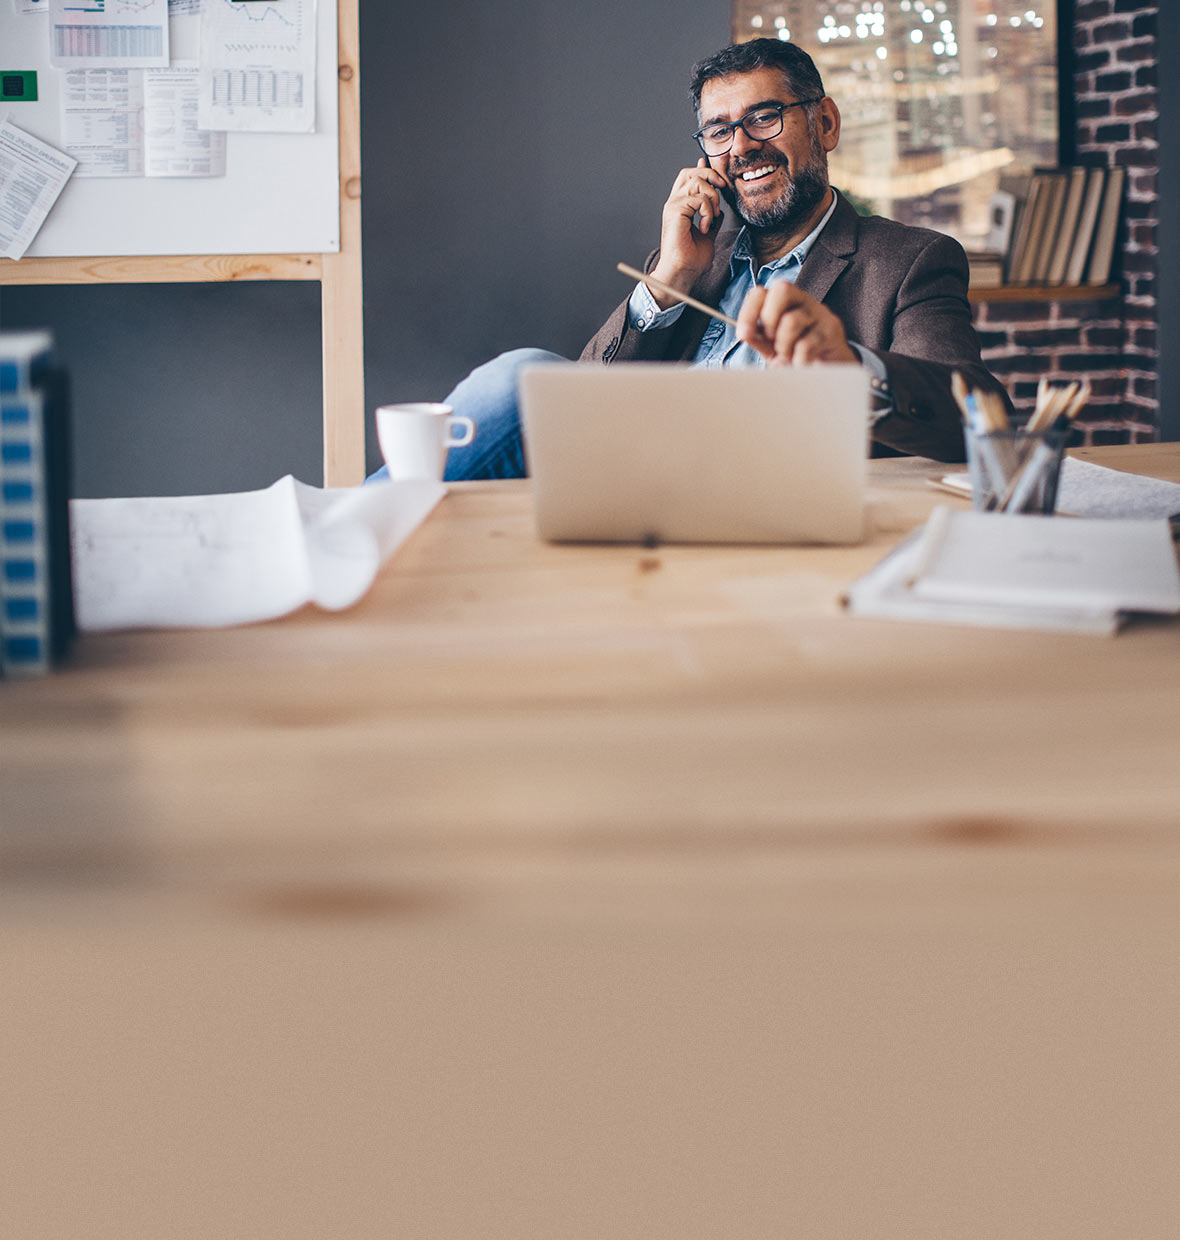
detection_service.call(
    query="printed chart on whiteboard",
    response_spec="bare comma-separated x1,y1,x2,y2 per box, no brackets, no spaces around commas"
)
48,0,171,70
197,0,317,134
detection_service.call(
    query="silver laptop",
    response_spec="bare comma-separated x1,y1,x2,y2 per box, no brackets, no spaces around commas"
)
518,363,870,545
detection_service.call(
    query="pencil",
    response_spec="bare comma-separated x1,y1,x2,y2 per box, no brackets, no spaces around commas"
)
616,262,741,329
951,372,973,423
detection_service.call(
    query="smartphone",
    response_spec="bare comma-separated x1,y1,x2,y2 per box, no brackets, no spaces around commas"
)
699,154,731,233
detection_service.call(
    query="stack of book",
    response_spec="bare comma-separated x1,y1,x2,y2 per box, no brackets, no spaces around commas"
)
842,506,1180,637
997,165,1125,288
0,330,74,676
965,250,1006,289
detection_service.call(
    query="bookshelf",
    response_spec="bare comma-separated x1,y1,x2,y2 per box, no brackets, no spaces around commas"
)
968,283,1120,304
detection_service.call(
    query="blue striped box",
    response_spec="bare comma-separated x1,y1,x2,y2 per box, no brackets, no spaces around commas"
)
0,331,53,396
0,388,51,674
0,327,72,679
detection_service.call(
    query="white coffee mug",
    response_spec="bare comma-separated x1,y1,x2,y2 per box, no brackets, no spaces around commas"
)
375,402,476,481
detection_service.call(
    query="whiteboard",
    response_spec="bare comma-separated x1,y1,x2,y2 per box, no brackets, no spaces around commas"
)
2,1,339,256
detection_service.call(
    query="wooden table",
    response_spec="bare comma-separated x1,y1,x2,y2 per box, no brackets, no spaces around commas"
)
4,444,1180,1238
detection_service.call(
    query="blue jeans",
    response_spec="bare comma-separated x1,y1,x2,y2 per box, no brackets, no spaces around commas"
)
366,347,567,483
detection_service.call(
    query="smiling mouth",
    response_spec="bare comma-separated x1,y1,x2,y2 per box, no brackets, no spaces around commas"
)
737,163,781,184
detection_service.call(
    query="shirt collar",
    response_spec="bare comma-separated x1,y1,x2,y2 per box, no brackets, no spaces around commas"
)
730,190,839,276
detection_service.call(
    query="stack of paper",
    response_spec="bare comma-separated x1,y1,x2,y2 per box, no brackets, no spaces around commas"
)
843,506,1180,636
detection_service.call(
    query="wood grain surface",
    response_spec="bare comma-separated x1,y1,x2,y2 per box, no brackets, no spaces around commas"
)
4,445,1179,1239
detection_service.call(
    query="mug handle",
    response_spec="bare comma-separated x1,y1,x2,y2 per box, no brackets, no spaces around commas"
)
446,415,475,447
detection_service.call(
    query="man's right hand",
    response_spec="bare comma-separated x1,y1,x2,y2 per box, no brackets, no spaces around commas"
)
645,159,731,307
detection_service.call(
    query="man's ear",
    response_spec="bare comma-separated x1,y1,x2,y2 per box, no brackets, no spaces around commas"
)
819,97,841,153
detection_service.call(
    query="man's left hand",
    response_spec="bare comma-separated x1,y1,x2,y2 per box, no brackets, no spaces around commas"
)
736,283,857,365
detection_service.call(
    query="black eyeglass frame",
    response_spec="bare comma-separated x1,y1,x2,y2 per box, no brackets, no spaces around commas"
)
692,98,824,156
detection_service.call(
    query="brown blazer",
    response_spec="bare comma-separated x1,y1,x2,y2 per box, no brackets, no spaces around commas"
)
580,192,1009,462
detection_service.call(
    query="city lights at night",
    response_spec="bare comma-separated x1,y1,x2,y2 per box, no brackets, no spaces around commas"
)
731,1,1058,247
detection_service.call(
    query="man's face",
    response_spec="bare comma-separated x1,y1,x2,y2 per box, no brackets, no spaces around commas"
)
697,67,833,235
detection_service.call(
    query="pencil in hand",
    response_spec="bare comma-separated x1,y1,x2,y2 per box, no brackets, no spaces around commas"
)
615,262,740,329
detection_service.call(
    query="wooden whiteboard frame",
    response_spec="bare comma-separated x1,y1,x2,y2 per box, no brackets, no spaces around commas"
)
0,0,364,488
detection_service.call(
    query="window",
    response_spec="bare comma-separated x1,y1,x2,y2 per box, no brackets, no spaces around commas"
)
731,1,1058,247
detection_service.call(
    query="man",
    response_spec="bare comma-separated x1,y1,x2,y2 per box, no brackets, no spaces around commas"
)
379,38,1009,481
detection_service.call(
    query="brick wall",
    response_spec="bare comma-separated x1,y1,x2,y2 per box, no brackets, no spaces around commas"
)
973,0,1159,443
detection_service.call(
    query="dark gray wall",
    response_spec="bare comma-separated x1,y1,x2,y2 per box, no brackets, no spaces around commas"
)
0,0,725,497
0,280,324,497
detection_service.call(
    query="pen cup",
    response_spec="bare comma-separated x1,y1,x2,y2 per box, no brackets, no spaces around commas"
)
964,427,1069,514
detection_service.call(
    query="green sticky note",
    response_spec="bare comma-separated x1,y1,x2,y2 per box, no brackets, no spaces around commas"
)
1,72,38,103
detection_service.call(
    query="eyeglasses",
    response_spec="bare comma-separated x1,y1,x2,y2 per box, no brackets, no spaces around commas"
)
692,99,823,157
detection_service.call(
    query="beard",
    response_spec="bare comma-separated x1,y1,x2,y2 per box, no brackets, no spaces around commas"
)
722,133,830,238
